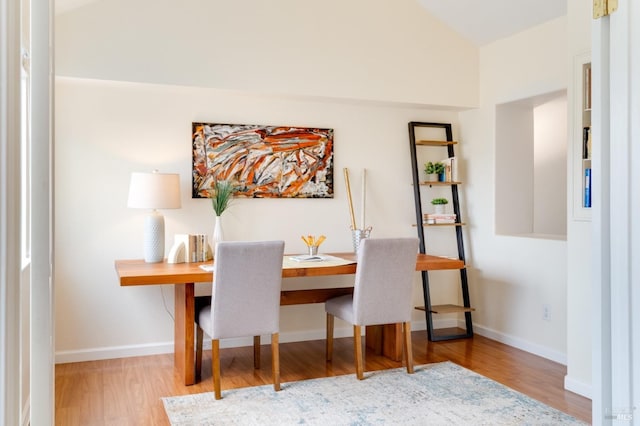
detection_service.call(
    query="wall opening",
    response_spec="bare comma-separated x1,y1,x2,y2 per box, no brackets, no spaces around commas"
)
495,90,567,239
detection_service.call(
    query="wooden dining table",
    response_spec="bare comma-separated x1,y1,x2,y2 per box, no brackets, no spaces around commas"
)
115,252,464,385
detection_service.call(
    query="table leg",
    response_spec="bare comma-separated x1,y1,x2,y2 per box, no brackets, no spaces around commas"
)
382,323,403,362
174,283,195,385
365,324,403,362
365,325,383,355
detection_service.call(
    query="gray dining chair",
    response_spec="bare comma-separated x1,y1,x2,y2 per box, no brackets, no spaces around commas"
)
325,237,419,379
195,240,285,399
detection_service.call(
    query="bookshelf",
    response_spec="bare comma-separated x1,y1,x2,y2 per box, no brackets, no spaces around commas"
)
408,122,473,341
582,62,592,209
573,53,592,221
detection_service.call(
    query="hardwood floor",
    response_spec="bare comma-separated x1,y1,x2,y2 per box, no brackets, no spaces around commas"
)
55,332,592,425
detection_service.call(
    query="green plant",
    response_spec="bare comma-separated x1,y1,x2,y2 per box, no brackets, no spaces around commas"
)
430,197,449,205
424,161,436,174
211,180,235,216
424,161,444,175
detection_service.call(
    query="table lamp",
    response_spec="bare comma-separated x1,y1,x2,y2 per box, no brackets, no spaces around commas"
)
127,170,181,263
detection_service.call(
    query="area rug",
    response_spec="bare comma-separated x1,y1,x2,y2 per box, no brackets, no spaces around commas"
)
162,361,585,425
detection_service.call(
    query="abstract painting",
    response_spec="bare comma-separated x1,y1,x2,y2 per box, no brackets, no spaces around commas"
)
192,123,334,198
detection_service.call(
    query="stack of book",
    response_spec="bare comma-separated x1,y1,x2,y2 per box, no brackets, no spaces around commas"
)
424,213,457,224
174,233,211,262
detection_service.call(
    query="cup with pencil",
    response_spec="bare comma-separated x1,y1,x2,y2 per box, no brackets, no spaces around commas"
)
343,167,372,254
301,235,326,256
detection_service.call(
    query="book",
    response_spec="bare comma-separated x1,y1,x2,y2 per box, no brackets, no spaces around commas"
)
440,157,458,182
582,127,591,159
424,213,456,219
175,233,211,262
424,213,457,224
289,255,327,262
584,167,591,208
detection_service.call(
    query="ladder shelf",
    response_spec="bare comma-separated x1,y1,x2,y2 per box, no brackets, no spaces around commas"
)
408,121,474,342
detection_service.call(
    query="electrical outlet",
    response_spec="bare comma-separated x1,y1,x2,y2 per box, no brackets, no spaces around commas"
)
542,304,551,321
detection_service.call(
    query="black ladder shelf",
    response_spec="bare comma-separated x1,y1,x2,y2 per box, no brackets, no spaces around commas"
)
408,121,474,341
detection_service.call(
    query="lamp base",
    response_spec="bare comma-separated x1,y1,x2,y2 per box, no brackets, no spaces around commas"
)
144,211,165,263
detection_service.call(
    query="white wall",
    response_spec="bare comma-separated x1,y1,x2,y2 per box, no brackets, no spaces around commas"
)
53,0,579,370
495,102,534,235
53,0,480,362
459,17,570,363
494,93,568,238
565,0,593,398
533,95,567,236
54,77,463,360
55,0,479,108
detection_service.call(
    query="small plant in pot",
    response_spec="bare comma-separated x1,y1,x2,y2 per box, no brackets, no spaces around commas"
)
431,197,448,214
424,161,444,182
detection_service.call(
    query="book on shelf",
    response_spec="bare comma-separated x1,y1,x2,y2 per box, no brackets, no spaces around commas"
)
584,167,591,208
424,213,457,224
440,157,458,182
582,127,591,159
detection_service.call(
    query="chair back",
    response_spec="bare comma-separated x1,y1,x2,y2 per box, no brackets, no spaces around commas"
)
352,238,419,325
210,240,285,339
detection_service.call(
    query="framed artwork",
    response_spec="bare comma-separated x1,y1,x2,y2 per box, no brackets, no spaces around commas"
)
192,122,334,198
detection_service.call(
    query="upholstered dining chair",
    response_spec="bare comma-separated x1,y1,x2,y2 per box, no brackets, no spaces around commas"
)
195,240,285,399
325,237,419,380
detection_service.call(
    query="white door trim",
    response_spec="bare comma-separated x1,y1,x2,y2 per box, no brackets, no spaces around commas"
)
0,0,24,424
592,0,640,423
29,0,54,424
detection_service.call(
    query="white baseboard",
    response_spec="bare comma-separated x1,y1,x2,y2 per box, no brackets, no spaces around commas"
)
55,320,430,364
563,375,592,399
470,322,568,365
55,318,593,401
55,342,176,364
61,319,558,365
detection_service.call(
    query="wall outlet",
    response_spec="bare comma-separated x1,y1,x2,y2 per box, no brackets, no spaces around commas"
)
542,304,551,321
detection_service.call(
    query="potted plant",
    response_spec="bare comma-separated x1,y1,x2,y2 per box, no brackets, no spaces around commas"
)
424,161,444,182
430,197,448,214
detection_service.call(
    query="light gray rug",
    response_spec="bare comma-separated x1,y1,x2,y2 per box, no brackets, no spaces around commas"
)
162,361,585,425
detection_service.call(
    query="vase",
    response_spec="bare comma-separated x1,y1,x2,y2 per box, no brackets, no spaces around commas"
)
434,204,446,214
212,215,224,256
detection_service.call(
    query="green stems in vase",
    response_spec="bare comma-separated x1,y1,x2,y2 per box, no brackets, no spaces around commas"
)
211,180,235,216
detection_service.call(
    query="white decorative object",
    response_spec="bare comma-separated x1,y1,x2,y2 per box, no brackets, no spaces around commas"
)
127,170,181,263
167,241,186,264
169,236,212,263
212,215,224,256
351,227,372,254
434,204,445,214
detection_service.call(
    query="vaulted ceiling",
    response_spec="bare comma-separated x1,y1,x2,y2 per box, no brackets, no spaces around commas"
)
417,0,567,45
54,0,567,46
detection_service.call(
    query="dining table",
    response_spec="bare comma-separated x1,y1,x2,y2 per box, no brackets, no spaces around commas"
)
115,252,464,385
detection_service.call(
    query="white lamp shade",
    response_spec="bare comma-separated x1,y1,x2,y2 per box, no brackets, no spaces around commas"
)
128,171,181,262
127,171,182,209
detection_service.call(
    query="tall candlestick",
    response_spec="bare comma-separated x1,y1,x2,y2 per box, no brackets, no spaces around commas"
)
361,168,366,228
343,168,357,230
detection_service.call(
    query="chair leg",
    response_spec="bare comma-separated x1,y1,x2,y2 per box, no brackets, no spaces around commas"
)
326,313,334,361
195,326,204,382
403,321,414,374
271,333,281,392
253,335,261,369
353,325,364,380
212,339,222,400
